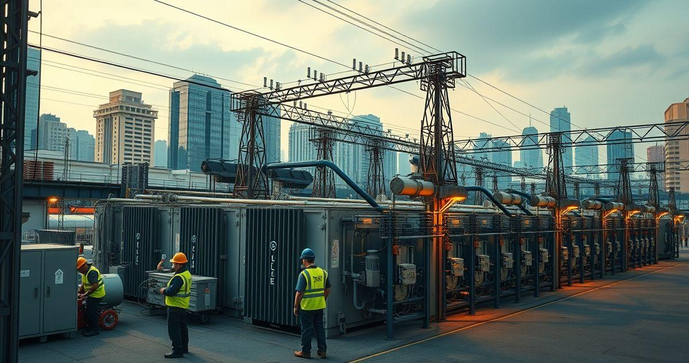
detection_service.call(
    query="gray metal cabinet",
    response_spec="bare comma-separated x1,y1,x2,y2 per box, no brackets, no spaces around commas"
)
19,244,78,339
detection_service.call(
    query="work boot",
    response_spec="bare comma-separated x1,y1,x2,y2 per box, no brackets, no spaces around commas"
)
82,330,99,337
294,351,312,359
317,350,327,359
164,352,184,359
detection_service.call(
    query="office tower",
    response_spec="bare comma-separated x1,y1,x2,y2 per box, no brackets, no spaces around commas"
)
575,135,599,173
94,89,157,165
520,125,543,169
168,75,238,171
606,130,634,181
154,140,168,168
25,47,40,150
665,98,689,191
550,107,572,174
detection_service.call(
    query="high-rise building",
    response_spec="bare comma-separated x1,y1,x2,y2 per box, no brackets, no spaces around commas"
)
353,114,396,192
94,90,157,165
288,122,317,178
70,130,95,162
575,135,599,173
665,98,689,192
25,47,40,150
520,125,543,169
475,132,512,190
647,144,665,190
263,114,282,163
606,130,634,180
35,114,69,152
168,75,238,171
397,152,412,176
550,107,572,174
154,140,168,168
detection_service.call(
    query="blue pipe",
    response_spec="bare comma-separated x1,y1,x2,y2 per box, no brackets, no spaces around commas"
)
263,160,384,213
505,189,534,215
465,186,513,217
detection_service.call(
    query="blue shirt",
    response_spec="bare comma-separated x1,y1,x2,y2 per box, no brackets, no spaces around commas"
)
295,265,331,292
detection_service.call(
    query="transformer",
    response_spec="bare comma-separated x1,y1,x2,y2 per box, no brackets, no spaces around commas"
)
145,271,218,313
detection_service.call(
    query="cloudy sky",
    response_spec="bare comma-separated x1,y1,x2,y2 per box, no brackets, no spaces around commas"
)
29,0,688,164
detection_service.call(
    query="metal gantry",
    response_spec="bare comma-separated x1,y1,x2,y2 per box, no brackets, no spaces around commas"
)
311,128,336,198
233,92,269,198
454,121,689,153
1,0,30,361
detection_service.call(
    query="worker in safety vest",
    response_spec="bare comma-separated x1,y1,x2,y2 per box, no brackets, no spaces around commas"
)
293,248,330,359
77,257,106,337
158,252,192,359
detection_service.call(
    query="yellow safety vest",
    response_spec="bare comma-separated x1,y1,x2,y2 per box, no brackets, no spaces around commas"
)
82,265,106,299
165,270,192,309
300,267,327,311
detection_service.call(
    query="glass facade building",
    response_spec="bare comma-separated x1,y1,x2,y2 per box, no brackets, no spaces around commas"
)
168,75,239,171
25,47,40,149
606,130,634,181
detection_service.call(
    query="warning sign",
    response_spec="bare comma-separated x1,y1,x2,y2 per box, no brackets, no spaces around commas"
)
55,269,64,285
331,240,340,269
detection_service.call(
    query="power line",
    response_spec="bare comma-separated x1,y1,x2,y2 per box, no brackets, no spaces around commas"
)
29,30,258,90
152,0,513,133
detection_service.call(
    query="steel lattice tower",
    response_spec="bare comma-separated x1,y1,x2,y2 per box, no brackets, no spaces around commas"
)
492,173,499,193
474,166,484,204
233,93,268,199
546,133,567,199
616,158,633,205
1,0,29,360
312,128,336,198
419,62,458,186
366,140,386,198
648,163,660,209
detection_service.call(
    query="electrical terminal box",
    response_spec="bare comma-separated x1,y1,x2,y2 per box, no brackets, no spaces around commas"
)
501,252,514,269
448,257,464,277
397,263,417,285
476,254,490,272
522,251,533,266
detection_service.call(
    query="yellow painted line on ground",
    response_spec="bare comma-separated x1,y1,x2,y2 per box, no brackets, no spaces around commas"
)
349,262,685,363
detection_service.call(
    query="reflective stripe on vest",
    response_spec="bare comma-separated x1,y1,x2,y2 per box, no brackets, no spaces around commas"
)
82,265,106,298
165,270,192,309
300,267,327,311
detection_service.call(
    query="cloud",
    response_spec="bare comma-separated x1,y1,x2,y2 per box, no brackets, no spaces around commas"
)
583,44,665,76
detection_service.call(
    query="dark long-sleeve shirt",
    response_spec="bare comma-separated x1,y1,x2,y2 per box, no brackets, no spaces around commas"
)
162,266,188,296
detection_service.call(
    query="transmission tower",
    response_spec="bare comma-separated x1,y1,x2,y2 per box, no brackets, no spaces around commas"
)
668,187,677,210
419,56,458,186
366,140,386,198
573,182,580,200
546,133,567,199
492,173,499,193
312,128,336,198
616,158,633,205
474,166,484,204
648,163,660,209
233,93,268,199
520,176,526,192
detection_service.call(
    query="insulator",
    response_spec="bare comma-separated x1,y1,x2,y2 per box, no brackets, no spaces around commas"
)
263,77,267,88
358,61,363,72
401,51,406,62
407,54,411,64
352,58,357,70
307,67,311,78
394,48,399,60
269,79,273,90
313,70,318,81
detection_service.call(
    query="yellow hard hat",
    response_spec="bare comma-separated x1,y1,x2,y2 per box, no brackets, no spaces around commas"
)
170,252,188,264
77,257,87,269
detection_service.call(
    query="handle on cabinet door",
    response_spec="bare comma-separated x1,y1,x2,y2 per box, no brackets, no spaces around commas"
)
46,286,50,297
34,287,38,299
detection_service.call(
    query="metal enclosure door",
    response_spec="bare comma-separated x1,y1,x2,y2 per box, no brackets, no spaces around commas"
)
19,251,43,337
42,249,77,333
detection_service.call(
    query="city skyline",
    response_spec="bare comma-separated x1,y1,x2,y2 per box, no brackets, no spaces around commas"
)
26,1,688,165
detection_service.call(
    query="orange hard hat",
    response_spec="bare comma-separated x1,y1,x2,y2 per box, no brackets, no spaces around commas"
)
77,257,87,269
170,252,188,264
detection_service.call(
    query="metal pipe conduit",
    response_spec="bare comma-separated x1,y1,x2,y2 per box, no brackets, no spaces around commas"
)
465,186,513,217
264,160,384,213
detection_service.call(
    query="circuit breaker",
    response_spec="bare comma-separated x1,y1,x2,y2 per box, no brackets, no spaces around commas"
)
522,251,533,266
572,244,580,259
539,248,549,263
476,254,490,272
584,245,591,258
397,264,417,285
501,252,514,269
448,257,464,277
561,246,569,262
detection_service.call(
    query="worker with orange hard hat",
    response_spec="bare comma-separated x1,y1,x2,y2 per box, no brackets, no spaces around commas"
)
76,257,106,337
157,252,192,359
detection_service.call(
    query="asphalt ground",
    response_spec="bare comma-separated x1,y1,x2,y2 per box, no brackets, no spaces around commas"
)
19,252,689,363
